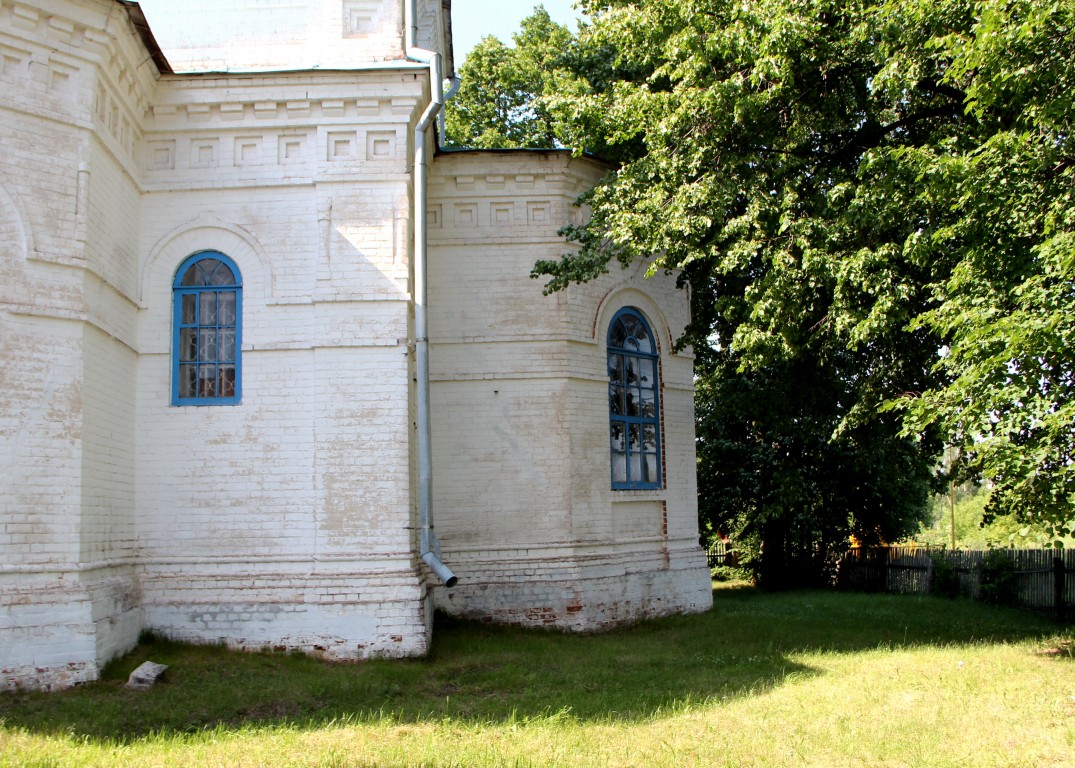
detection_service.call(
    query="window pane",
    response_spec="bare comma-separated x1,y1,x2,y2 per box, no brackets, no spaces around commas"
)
642,425,658,452
219,366,236,397
609,319,628,350
608,353,623,382
199,259,220,284
181,294,196,324
197,365,217,397
611,421,625,448
205,260,234,286
178,364,196,397
180,264,201,286
200,292,217,325
640,388,656,418
218,291,236,325
638,359,655,386
609,384,623,415
643,453,659,483
220,330,236,362
633,322,653,354
198,329,217,362
627,387,641,417
179,328,197,362
611,421,628,483
627,424,642,482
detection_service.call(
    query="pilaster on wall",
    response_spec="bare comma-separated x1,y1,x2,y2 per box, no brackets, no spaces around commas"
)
0,0,159,690
0,0,160,221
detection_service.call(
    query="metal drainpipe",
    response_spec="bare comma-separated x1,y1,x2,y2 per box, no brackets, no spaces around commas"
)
406,0,458,587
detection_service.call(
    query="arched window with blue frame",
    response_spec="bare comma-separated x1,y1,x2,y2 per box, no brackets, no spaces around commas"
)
172,251,242,405
607,307,661,489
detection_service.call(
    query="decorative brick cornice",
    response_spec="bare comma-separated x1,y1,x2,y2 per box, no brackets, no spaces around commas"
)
147,96,421,126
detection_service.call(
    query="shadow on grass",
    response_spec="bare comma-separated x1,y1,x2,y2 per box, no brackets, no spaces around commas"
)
0,587,1070,742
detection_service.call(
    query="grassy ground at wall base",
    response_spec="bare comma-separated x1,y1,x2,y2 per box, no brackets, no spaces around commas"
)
2,584,1073,767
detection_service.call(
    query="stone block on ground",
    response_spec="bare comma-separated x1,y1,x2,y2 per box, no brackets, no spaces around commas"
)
126,661,168,690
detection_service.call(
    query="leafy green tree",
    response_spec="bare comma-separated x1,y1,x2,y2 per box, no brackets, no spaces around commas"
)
444,6,575,149
890,1,1075,543
532,0,960,583
696,343,934,587
444,5,637,156
528,0,1075,559
915,486,1016,550
445,0,1075,575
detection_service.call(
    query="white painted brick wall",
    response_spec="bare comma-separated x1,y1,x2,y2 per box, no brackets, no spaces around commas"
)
137,0,421,74
131,62,430,670
2,0,708,691
0,0,156,690
141,565,428,659
0,315,84,568
427,152,711,627
2,0,435,689
0,574,98,691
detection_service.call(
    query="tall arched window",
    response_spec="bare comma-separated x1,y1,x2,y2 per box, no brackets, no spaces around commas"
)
608,308,661,489
172,252,242,405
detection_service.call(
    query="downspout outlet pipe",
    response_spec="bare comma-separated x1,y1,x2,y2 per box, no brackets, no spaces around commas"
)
422,550,458,588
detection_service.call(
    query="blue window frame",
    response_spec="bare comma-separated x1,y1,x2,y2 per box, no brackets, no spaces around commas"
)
608,308,661,489
172,252,242,405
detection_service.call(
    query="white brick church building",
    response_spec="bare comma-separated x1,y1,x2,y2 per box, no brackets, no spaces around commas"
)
0,0,711,690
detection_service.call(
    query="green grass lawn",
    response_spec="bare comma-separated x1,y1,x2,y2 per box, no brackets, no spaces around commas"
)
2,585,1073,767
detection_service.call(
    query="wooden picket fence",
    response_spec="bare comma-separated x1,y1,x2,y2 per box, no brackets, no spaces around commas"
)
837,545,1075,618
706,539,739,569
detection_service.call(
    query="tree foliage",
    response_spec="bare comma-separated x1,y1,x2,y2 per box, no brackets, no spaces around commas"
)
524,0,1075,564
444,7,575,149
446,1,1075,581
444,5,638,156
696,345,934,586
889,2,1075,542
